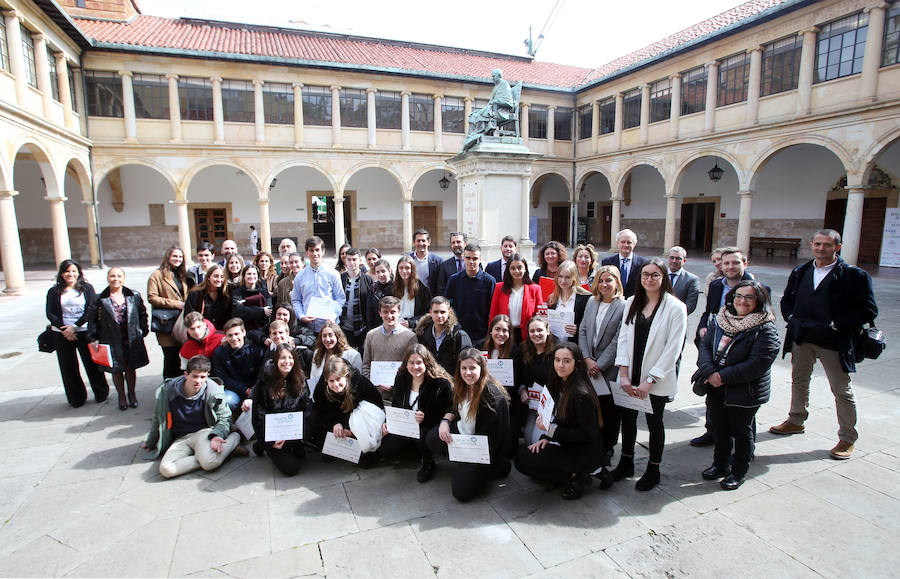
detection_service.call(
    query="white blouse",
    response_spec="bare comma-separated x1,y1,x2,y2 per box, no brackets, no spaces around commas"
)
399,290,415,319
508,286,525,326
60,289,87,331
592,300,613,346
457,399,476,435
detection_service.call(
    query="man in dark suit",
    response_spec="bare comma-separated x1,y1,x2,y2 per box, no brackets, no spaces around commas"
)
485,235,518,282
409,228,443,296
600,229,646,298
436,231,467,296
667,246,701,315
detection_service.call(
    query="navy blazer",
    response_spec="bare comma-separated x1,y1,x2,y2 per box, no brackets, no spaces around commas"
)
409,251,443,296
436,255,464,296
599,254,646,298
485,259,504,282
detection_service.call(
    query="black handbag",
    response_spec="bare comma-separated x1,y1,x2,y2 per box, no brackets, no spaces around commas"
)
857,324,886,360
151,308,179,333
38,326,57,353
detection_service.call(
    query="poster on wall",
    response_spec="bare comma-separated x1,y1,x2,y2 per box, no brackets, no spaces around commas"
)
880,208,900,268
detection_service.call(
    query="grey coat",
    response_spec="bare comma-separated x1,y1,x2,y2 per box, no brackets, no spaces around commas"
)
577,297,626,387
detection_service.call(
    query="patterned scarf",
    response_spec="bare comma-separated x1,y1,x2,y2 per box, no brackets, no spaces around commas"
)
716,307,774,336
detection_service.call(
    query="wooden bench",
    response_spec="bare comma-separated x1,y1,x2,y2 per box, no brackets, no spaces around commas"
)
749,236,801,258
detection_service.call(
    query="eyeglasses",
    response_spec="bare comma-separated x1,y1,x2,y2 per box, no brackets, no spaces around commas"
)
640,272,663,280
733,294,757,302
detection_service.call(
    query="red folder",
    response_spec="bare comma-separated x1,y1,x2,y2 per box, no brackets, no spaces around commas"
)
538,276,555,302
88,343,113,368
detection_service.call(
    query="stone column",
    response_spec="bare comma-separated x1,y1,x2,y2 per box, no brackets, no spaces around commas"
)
83,200,99,266
669,74,682,139
520,175,531,245
797,28,818,115
330,85,341,148
591,99,600,153
609,196,622,252
0,190,26,294
433,94,443,152
32,34,53,118
402,199,413,253
401,91,411,150
639,84,650,144
253,80,265,144
258,197,271,254
463,97,473,135
292,82,304,148
175,199,193,262
520,103,529,143
119,70,137,142
841,188,867,266
704,61,718,132
166,73,182,143
859,3,889,102
46,196,71,265
546,106,556,151
746,47,763,125
333,195,346,251
613,93,623,149
211,77,224,144
663,193,678,251
4,10,26,105
366,88,377,148
55,53,74,130
736,190,754,256
569,200,578,246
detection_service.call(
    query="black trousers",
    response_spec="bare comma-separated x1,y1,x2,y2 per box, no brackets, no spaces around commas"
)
161,345,182,380
265,441,307,476
425,425,508,502
708,387,759,478
619,394,668,464
55,332,109,406
598,394,620,453
380,425,433,462
514,443,583,483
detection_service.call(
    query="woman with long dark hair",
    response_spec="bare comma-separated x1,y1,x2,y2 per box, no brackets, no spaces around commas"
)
488,253,542,344
147,246,193,379
45,259,109,406
185,264,232,330
225,254,245,288
520,316,559,444
393,255,432,330
231,264,272,332
480,314,524,451
254,251,278,295
308,321,362,395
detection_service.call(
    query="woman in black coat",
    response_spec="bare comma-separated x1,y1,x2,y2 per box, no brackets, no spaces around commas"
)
231,264,272,332
88,267,149,410
394,256,432,331
185,264,232,330
380,344,453,482
479,314,525,454
692,280,780,490
515,343,608,500
46,259,109,407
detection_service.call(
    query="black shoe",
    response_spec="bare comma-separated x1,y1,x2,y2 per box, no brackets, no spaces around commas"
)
594,467,614,490
95,393,108,403
358,452,377,469
496,459,512,479
611,456,634,481
252,441,265,456
118,394,128,411
561,474,591,500
231,445,250,458
416,460,436,483
720,474,744,491
635,464,660,491
701,465,731,480
690,432,715,447
128,393,138,408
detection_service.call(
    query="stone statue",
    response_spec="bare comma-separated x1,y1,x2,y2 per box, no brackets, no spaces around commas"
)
462,69,522,151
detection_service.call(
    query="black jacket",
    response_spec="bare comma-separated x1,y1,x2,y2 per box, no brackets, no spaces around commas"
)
312,371,384,431
46,282,97,329
365,280,394,330
398,280,432,330
251,378,312,446
447,381,510,462
693,318,780,407
185,289,232,330
87,286,150,372
390,374,453,430
475,340,525,398
340,270,372,334
436,255,463,296
416,321,472,375
543,380,606,470
599,254,647,298
547,293,590,344
696,272,765,345
212,341,267,399
231,285,272,331
781,257,877,372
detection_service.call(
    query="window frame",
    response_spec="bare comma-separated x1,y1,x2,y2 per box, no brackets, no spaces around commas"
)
680,65,707,116
815,11,869,83
442,96,465,133
717,52,751,106
20,25,37,88
649,78,671,123
262,82,294,125
882,2,900,67
529,105,548,139
577,104,592,140
0,15,9,72
408,93,433,132
339,88,367,128
302,85,332,127
598,97,615,135
47,47,60,102
132,73,170,119
554,106,573,141
221,79,255,123
178,77,214,121
761,34,802,96
375,90,401,129
85,70,124,118
622,88,641,129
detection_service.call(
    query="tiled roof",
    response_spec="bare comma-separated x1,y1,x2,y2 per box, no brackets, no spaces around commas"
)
72,0,800,90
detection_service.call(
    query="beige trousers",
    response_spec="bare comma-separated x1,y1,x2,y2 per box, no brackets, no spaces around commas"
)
159,428,241,478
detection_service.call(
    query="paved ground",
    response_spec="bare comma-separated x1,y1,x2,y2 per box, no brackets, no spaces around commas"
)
0,253,898,578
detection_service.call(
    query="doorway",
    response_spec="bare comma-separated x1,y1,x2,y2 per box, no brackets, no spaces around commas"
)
550,205,570,244
824,196,888,263
679,202,715,253
309,195,352,251
413,204,440,240
191,205,230,249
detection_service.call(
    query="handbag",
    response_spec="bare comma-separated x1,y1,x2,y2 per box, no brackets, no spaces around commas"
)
692,380,709,396
857,324,886,360
171,310,188,344
151,308,179,334
38,326,57,353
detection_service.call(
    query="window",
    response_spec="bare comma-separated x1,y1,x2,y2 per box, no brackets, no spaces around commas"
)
339,88,367,127
816,12,869,82
554,106,572,140
0,15,8,72
133,73,169,119
221,80,254,123
47,48,60,102
375,90,401,129
529,105,547,139
442,97,465,133
408,93,433,131
21,25,36,88
599,97,615,134
178,77,213,121
762,35,802,96
681,65,707,115
302,85,331,126
68,67,77,110
717,52,750,106
882,2,900,66
649,78,671,123
263,82,293,124
622,88,641,129
85,70,123,117
577,104,592,139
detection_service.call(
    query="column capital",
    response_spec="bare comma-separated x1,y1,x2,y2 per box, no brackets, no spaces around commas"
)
2,9,21,22
432,93,443,100
54,52,67,65
252,79,264,88
845,186,870,194
402,198,412,205
366,87,377,95
330,85,341,92
210,76,223,84
401,90,411,97
669,73,682,81
639,83,649,91
547,104,557,111
117,70,133,78
257,197,270,205
705,61,718,69
44,195,68,203
664,192,678,199
614,92,624,100
464,96,474,103
610,194,624,202
292,81,304,89
863,2,891,14
736,189,754,197
81,200,98,206
0,190,19,199
747,45,764,54
31,33,45,42
801,26,819,36
165,73,179,81
520,101,530,108
174,199,188,207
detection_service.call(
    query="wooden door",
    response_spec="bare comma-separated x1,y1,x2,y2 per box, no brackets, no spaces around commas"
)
551,206,570,244
413,205,439,240
822,197,886,263
679,202,715,252
194,208,227,248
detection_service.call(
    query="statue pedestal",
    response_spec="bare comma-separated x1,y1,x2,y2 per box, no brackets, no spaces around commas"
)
448,139,541,263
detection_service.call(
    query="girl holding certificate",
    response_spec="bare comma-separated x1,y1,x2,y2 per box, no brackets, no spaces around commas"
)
520,317,559,445
514,343,608,500
426,348,511,502
480,315,525,452
393,256,432,331
613,258,687,491
308,321,362,396
248,344,311,476
546,261,591,344
380,345,453,483
488,253,542,344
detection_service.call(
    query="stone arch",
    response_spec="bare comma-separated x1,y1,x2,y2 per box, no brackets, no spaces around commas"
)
410,164,458,245
0,154,11,191
575,167,613,199
264,160,337,196
339,162,406,198
748,136,851,190
861,126,900,184
12,139,61,198
672,149,745,192
94,158,179,198
614,159,667,196
410,162,457,193
530,171,572,244
182,159,263,199
62,156,93,203
344,164,407,248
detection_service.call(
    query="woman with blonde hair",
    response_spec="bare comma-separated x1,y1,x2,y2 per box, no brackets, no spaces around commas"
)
571,244,598,289
546,261,591,344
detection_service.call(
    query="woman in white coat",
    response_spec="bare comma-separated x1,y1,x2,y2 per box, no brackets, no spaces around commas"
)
613,258,687,491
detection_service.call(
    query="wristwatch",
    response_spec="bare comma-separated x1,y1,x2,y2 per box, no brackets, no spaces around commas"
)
646,376,657,384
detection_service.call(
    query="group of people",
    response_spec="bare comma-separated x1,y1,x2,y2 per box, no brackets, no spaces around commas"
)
44,226,878,501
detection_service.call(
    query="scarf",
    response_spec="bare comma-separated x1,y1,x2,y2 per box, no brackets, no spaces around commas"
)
716,307,774,336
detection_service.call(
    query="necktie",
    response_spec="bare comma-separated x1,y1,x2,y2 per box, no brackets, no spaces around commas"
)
456,258,462,272
670,273,677,286
621,258,629,286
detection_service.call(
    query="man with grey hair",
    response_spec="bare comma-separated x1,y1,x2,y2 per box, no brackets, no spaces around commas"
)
600,229,646,298
667,246,701,315
275,238,298,279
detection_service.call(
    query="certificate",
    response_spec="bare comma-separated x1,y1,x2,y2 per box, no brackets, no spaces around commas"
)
538,386,555,426
486,359,514,387
234,410,255,439
547,309,575,341
526,383,542,411
305,296,338,320
369,361,402,386
610,381,654,414
447,434,491,464
589,374,611,396
322,432,362,463
385,406,420,439
264,411,303,441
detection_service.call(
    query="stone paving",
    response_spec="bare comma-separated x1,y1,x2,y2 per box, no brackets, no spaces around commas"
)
0,256,898,578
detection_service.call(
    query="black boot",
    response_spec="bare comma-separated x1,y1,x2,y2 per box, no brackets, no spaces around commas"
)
416,459,436,483
635,463,660,491
611,455,634,481
561,473,591,500
595,467,614,490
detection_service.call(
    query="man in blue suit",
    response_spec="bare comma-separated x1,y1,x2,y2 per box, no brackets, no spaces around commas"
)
600,229,646,298
436,231,468,296
409,228,443,296
485,235,518,282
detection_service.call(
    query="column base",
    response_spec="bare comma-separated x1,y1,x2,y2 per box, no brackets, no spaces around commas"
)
124,137,138,144
2,286,25,296
214,140,226,145
169,138,183,144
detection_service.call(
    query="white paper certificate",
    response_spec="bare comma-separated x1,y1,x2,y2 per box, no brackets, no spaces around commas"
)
447,434,491,464
538,386,555,426
234,410,255,439
527,383,543,410
322,432,362,463
486,359,514,387
548,309,576,341
305,296,339,320
610,381,654,414
264,412,304,441
385,406,420,439
589,374,611,396
369,361,402,386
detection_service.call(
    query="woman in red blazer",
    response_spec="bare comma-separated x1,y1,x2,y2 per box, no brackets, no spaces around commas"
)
489,253,544,344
